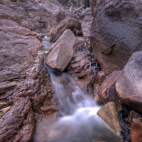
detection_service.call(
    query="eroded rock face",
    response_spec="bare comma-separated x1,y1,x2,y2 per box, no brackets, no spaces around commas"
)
96,71,121,104
49,17,79,42
0,98,35,142
46,29,76,71
116,51,142,113
91,0,142,74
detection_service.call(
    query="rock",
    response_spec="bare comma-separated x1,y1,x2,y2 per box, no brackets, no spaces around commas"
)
91,0,142,74
81,15,93,37
94,71,106,84
130,122,142,142
96,71,121,104
49,17,79,42
0,106,11,117
46,29,76,71
81,8,92,17
73,37,85,50
116,51,142,113
0,0,66,34
0,98,35,142
67,51,90,78
127,110,142,125
0,19,41,104
97,102,122,135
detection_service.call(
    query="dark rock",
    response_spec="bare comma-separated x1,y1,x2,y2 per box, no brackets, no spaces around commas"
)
91,0,142,74
116,51,142,113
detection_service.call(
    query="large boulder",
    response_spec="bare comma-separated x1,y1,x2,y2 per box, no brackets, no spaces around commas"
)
49,17,79,42
46,29,76,71
91,0,142,74
116,51,142,113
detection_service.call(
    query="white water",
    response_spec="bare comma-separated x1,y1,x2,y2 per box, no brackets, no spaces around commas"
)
41,66,122,142
34,36,122,142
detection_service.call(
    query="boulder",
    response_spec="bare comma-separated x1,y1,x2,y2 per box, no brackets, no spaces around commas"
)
46,29,76,71
91,0,142,74
116,51,142,113
97,71,121,104
97,102,122,135
130,122,142,142
49,17,79,42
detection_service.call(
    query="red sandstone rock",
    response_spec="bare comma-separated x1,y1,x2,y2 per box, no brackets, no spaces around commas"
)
130,122,142,142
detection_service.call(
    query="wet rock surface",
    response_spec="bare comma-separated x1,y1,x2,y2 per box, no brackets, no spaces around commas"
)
91,0,142,74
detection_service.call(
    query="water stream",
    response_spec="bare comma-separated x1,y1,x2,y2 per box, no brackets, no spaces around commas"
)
34,36,122,142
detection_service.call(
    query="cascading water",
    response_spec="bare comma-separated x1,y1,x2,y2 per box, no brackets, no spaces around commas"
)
34,36,122,142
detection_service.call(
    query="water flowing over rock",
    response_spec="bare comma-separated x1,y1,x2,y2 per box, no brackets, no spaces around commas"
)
116,51,142,113
91,0,142,74
97,102,122,136
34,65,122,142
46,29,76,71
